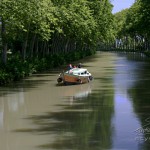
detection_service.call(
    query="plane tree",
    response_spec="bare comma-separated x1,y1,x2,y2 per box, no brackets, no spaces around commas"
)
0,0,57,62
0,0,114,64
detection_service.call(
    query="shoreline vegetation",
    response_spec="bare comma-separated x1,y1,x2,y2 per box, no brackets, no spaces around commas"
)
0,49,95,85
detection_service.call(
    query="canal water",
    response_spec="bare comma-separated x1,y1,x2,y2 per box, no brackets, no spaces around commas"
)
0,51,150,150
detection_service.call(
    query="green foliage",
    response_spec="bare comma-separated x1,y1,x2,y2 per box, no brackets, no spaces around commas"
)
133,0,150,37
114,0,150,39
125,1,142,36
0,71,11,85
113,9,129,38
1,0,114,52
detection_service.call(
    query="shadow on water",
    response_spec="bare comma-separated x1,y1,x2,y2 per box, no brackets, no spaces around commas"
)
0,73,55,97
14,86,115,150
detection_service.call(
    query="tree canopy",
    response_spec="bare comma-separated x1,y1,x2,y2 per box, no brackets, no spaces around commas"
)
0,0,114,64
114,0,150,39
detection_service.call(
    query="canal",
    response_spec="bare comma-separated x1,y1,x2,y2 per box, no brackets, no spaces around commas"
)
0,51,150,150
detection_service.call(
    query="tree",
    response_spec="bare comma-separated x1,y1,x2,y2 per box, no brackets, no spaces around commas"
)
0,0,59,60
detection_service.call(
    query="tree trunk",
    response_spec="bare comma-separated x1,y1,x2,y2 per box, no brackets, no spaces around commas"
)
30,34,36,58
22,24,30,60
1,18,7,64
22,38,28,60
35,37,39,57
65,39,69,52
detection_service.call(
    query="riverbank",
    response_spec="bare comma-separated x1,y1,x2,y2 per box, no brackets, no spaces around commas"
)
99,48,150,58
0,49,95,85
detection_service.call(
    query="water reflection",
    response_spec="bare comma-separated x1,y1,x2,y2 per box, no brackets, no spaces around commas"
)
128,62,150,150
112,53,146,150
0,100,4,128
60,84,92,105
15,83,114,150
0,73,57,150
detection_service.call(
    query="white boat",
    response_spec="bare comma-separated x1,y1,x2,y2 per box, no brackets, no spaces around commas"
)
57,68,93,85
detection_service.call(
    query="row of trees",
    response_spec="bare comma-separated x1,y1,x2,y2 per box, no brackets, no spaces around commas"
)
113,0,150,52
0,0,114,65
2,0,149,63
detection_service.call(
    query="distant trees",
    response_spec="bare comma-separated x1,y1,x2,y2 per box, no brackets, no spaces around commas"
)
127,0,150,37
113,0,150,51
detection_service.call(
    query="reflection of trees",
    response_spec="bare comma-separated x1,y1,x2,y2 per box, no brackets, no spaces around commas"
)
16,89,114,150
128,63,150,150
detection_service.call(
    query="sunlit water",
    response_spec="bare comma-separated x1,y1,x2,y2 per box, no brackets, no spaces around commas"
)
0,52,150,150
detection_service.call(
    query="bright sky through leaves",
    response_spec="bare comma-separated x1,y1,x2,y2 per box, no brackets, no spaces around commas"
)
111,0,135,14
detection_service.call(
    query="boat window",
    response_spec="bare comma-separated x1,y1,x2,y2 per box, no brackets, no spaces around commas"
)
81,72,84,75
78,73,80,75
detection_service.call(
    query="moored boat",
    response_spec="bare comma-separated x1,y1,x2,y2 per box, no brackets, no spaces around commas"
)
57,68,93,85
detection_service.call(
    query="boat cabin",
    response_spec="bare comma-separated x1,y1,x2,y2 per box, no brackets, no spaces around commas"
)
65,68,90,76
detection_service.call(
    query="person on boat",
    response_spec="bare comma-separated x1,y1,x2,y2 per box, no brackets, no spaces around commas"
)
68,64,73,70
77,63,82,68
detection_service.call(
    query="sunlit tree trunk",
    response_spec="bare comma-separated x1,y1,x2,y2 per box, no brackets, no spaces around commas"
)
22,24,30,60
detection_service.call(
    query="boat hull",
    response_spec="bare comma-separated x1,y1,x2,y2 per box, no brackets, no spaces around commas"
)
57,68,93,85
63,74,89,84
